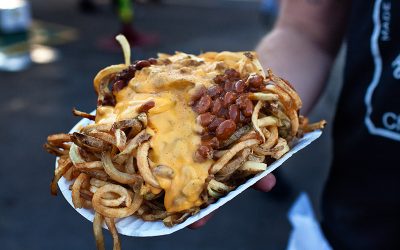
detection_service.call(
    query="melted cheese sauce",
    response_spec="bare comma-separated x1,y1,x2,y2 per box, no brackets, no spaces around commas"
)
94,52,261,212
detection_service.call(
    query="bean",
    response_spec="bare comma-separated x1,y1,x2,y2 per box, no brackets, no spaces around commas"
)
216,120,237,140
190,86,207,105
208,117,225,131
148,58,158,64
197,112,215,127
202,137,220,149
236,94,250,109
135,60,151,70
211,98,223,115
218,107,228,119
138,100,155,113
194,95,212,113
228,104,240,123
223,92,237,107
101,94,116,106
248,74,264,88
213,75,226,85
112,80,127,93
207,85,224,98
242,99,254,117
234,80,246,93
224,81,234,92
116,66,135,81
194,145,213,162
224,69,240,80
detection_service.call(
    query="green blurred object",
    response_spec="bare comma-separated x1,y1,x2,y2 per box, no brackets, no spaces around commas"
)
117,0,134,24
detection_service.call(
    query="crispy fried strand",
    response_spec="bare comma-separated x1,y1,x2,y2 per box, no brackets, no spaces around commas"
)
216,148,251,181
105,217,121,250
268,69,302,110
75,161,104,171
72,108,96,120
72,173,90,208
93,212,105,250
93,184,143,218
72,132,111,153
102,152,139,184
47,133,72,145
137,142,160,188
114,130,151,165
211,139,260,174
51,157,73,195
251,100,265,142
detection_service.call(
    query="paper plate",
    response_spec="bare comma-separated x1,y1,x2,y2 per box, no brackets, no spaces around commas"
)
57,116,322,237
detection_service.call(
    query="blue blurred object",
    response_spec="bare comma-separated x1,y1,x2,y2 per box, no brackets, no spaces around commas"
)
259,0,278,28
0,0,32,71
260,0,278,16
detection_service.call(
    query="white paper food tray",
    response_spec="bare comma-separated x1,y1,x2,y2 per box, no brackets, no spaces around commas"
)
57,115,322,237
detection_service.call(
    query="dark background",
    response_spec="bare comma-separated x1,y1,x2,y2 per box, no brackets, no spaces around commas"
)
0,0,344,249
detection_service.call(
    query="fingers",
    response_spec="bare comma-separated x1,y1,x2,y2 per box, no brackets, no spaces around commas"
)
252,173,276,192
188,213,214,229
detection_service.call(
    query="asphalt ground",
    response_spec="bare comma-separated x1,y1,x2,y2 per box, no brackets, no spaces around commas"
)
0,1,343,249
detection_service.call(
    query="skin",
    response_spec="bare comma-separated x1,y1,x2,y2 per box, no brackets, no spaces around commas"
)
190,0,350,229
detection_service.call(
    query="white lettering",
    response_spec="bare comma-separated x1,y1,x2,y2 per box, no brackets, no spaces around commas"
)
380,2,391,41
392,54,400,79
382,112,400,131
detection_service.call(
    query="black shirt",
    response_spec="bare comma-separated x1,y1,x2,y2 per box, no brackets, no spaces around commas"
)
322,0,400,249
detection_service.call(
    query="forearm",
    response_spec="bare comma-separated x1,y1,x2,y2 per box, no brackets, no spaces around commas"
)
256,0,350,114
256,28,334,114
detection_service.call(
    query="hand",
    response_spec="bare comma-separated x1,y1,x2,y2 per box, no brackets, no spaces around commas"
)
188,173,276,229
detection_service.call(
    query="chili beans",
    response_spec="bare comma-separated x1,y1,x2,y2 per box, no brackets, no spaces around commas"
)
242,99,254,117
223,92,237,107
197,112,215,127
224,81,234,92
103,58,154,106
112,80,126,93
194,145,213,162
216,120,237,140
190,68,266,161
208,117,225,131
228,104,240,123
138,100,155,113
202,137,220,149
224,68,241,80
190,86,207,105
211,98,223,115
116,65,136,81
193,95,212,114
207,85,223,98
148,58,158,64
213,75,226,85
135,60,151,70
248,74,264,88
234,80,246,93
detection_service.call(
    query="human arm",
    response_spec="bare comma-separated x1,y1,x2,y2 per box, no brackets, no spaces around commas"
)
190,0,350,228
257,0,350,113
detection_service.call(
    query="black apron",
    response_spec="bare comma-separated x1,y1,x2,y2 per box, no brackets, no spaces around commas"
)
322,0,400,249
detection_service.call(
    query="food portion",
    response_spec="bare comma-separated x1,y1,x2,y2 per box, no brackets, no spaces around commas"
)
44,36,325,250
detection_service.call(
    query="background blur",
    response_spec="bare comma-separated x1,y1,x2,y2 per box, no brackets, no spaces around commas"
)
0,0,344,249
